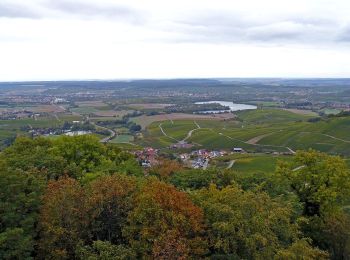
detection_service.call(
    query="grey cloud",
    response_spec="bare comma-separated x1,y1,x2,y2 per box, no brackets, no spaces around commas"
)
0,0,145,24
161,13,253,43
336,26,350,42
245,21,314,42
44,0,145,24
0,1,344,46
176,12,255,29
160,12,340,45
0,2,42,18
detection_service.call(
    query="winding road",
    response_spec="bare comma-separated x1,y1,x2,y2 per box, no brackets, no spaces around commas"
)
91,122,116,143
182,121,201,142
159,120,203,143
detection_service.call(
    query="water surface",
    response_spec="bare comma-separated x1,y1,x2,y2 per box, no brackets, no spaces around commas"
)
195,101,257,112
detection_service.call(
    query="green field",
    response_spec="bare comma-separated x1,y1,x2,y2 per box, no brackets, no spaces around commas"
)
231,154,292,173
0,116,63,130
110,134,134,143
70,107,101,114
212,153,293,173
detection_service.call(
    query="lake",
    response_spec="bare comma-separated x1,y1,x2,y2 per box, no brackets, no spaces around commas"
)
195,101,257,112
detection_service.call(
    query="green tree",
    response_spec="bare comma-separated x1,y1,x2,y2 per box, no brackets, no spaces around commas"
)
277,150,350,259
0,137,76,179
276,150,350,216
0,167,45,259
275,239,328,260
52,135,109,173
302,211,350,260
76,240,136,260
170,168,235,190
192,184,301,259
0,228,33,260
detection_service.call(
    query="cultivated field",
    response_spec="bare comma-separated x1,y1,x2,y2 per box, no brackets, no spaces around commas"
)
70,107,101,114
131,113,235,129
75,101,108,107
127,103,174,109
92,110,133,118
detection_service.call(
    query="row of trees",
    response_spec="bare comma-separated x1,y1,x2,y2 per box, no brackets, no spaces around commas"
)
0,136,349,259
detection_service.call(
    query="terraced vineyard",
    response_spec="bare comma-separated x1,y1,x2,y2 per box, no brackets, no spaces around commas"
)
139,109,350,155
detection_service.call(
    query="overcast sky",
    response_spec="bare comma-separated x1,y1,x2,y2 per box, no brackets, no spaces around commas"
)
1,0,350,81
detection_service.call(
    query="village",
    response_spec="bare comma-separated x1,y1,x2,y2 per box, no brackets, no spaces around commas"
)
133,146,246,169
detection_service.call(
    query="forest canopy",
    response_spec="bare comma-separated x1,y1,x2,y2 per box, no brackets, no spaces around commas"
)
0,135,349,259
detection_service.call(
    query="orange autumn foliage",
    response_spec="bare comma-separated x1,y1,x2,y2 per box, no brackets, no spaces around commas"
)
39,177,88,259
124,178,207,258
150,159,182,180
38,175,138,259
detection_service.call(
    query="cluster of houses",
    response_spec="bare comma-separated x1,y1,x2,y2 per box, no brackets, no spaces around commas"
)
64,130,92,136
180,148,243,161
52,97,67,104
1,95,54,104
179,149,226,169
28,120,92,138
29,128,62,136
192,157,208,169
29,127,91,137
178,148,246,169
133,147,158,168
325,102,350,110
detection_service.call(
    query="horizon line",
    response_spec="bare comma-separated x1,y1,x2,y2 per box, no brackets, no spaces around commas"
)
2,76,350,83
